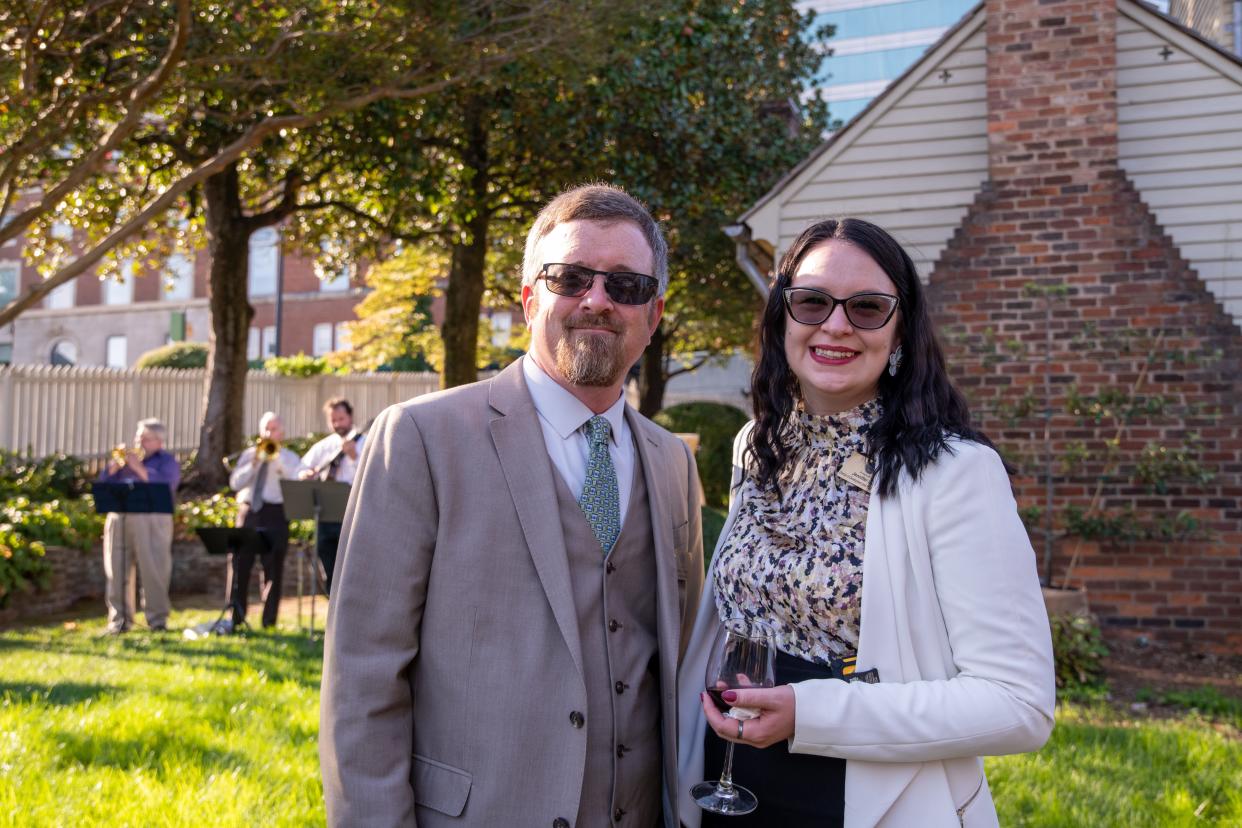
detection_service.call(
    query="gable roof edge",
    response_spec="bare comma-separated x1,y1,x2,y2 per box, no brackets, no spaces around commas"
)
739,1,987,229
1120,0,1242,80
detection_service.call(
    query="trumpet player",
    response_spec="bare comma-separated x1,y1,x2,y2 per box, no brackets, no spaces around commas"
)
298,397,365,594
98,418,180,634
228,411,301,628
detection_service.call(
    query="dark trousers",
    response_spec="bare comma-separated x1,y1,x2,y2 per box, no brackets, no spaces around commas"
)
702,650,846,827
317,521,342,596
229,502,289,628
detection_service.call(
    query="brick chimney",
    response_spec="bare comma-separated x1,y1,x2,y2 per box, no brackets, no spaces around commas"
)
930,0,1242,652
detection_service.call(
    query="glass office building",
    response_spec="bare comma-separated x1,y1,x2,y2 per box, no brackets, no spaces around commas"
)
802,0,1175,127
802,0,979,126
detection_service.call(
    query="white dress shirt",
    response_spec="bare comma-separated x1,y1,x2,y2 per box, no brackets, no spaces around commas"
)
523,355,635,524
300,432,366,484
228,446,305,506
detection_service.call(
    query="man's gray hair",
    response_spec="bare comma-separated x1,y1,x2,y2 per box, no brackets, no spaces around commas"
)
521,183,669,297
136,418,166,442
258,411,280,432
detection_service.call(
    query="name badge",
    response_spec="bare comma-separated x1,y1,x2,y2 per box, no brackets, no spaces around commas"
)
838,452,873,492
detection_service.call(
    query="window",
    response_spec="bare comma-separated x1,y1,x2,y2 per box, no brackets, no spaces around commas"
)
102,259,135,305
163,253,194,301
0,343,11,365
248,227,279,298
319,240,351,292
106,335,127,369
0,260,18,306
334,322,352,352
312,323,333,356
50,339,78,365
51,221,73,241
0,213,15,249
260,325,277,358
489,311,512,347
45,278,75,309
247,327,260,361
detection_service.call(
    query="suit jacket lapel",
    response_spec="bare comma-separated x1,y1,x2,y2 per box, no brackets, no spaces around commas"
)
627,408,680,752
489,359,585,682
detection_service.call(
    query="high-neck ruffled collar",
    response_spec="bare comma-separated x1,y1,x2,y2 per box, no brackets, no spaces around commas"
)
792,397,882,449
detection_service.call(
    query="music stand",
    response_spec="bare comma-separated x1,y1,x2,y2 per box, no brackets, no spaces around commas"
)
92,481,175,632
190,527,268,637
280,479,350,637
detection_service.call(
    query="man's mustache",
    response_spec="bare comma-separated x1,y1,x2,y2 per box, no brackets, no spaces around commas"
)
564,314,622,334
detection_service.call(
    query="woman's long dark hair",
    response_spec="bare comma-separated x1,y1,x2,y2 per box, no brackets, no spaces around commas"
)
748,218,995,498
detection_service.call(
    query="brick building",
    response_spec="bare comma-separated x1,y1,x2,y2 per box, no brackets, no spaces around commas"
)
730,0,1242,651
0,223,366,368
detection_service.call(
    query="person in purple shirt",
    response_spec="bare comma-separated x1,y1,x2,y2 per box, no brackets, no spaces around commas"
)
97,417,180,633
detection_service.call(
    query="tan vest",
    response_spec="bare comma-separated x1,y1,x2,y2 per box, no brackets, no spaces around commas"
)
555,449,661,828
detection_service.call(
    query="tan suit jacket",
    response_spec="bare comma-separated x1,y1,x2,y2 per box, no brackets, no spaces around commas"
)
320,357,705,827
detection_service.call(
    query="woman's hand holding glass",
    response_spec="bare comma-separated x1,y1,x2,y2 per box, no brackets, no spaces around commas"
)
700,684,796,749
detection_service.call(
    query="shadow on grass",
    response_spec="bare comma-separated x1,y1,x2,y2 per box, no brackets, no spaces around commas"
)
52,728,254,775
0,680,118,706
0,626,324,689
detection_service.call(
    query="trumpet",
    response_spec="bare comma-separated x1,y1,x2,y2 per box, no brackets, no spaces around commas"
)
256,436,280,462
111,444,130,465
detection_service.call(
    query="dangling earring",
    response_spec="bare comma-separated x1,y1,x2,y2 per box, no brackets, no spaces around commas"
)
888,345,903,377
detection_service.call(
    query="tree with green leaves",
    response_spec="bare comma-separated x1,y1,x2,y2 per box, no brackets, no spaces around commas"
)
327,0,829,406
2,0,621,490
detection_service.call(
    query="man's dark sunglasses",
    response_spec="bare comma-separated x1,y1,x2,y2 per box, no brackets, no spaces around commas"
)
537,263,659,306
782,287,899,329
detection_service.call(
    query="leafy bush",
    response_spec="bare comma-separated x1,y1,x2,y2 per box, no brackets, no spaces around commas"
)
653,402,749,509
0,450,91,502
1051,613,1109,694
263,353,334,377
0,497,103,552
0,526,49,607
135,341,209,369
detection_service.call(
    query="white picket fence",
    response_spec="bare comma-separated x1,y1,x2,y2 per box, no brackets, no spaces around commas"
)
0,364,443,459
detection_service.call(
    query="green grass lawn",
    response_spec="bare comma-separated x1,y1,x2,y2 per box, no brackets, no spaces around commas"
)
2,609,1239,827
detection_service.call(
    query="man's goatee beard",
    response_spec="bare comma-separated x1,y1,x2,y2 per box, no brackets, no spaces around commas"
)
555,334,624,387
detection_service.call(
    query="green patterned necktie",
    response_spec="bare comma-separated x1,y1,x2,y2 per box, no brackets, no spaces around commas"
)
578,415,621,554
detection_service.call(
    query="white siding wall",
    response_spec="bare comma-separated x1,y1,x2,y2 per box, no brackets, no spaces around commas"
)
769,25,989,281
1117,6,1242,325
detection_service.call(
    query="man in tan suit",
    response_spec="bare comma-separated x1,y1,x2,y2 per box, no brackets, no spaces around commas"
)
320,184,705,827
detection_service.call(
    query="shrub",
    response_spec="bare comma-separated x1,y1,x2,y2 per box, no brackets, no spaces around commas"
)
135,341,208,369
0,526,49,607
1051,613,1109,694
653,402,749,509
175,493,314,546
263,353,333,377
0,450,91,502
0,497,103,552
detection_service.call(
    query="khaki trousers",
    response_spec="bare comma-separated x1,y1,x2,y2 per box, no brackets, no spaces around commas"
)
102,512,173,630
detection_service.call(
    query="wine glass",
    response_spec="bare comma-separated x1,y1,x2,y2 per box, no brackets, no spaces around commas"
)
691,619,775,816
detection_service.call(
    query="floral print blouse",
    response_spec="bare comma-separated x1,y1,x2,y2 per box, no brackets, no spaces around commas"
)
712,399,881,664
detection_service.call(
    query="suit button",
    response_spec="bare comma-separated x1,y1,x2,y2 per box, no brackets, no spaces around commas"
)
608,619,621,632
569,711,585,728
614,680,627,694
613,807,626,822
615,743,629,758
554,819,570,828
606,560,616,574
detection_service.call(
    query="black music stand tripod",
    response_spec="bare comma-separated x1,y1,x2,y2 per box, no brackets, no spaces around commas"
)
280,479,349,638
191,527,268,637
91,481,175,632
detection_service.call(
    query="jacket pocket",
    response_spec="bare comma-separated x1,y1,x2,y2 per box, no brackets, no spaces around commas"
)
411,753,473,817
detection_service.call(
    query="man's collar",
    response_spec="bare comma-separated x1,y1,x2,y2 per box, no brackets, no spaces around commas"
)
522,355,625,444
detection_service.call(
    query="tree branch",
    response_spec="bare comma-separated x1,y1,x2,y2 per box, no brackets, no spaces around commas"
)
0,0,191,246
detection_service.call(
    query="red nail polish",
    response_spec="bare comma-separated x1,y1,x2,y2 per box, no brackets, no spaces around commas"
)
722,690,738,703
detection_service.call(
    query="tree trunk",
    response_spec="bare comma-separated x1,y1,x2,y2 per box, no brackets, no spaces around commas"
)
186,164,254,493
637,322,668,418
440,103,490,389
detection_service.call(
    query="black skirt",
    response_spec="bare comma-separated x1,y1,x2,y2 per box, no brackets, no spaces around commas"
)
700,650,846,828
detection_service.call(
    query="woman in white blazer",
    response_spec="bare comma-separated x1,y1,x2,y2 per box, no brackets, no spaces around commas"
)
677,218,1055,827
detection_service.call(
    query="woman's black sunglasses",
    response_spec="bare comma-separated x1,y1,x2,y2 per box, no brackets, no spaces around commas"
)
537,263,659,306
781,287,899,329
